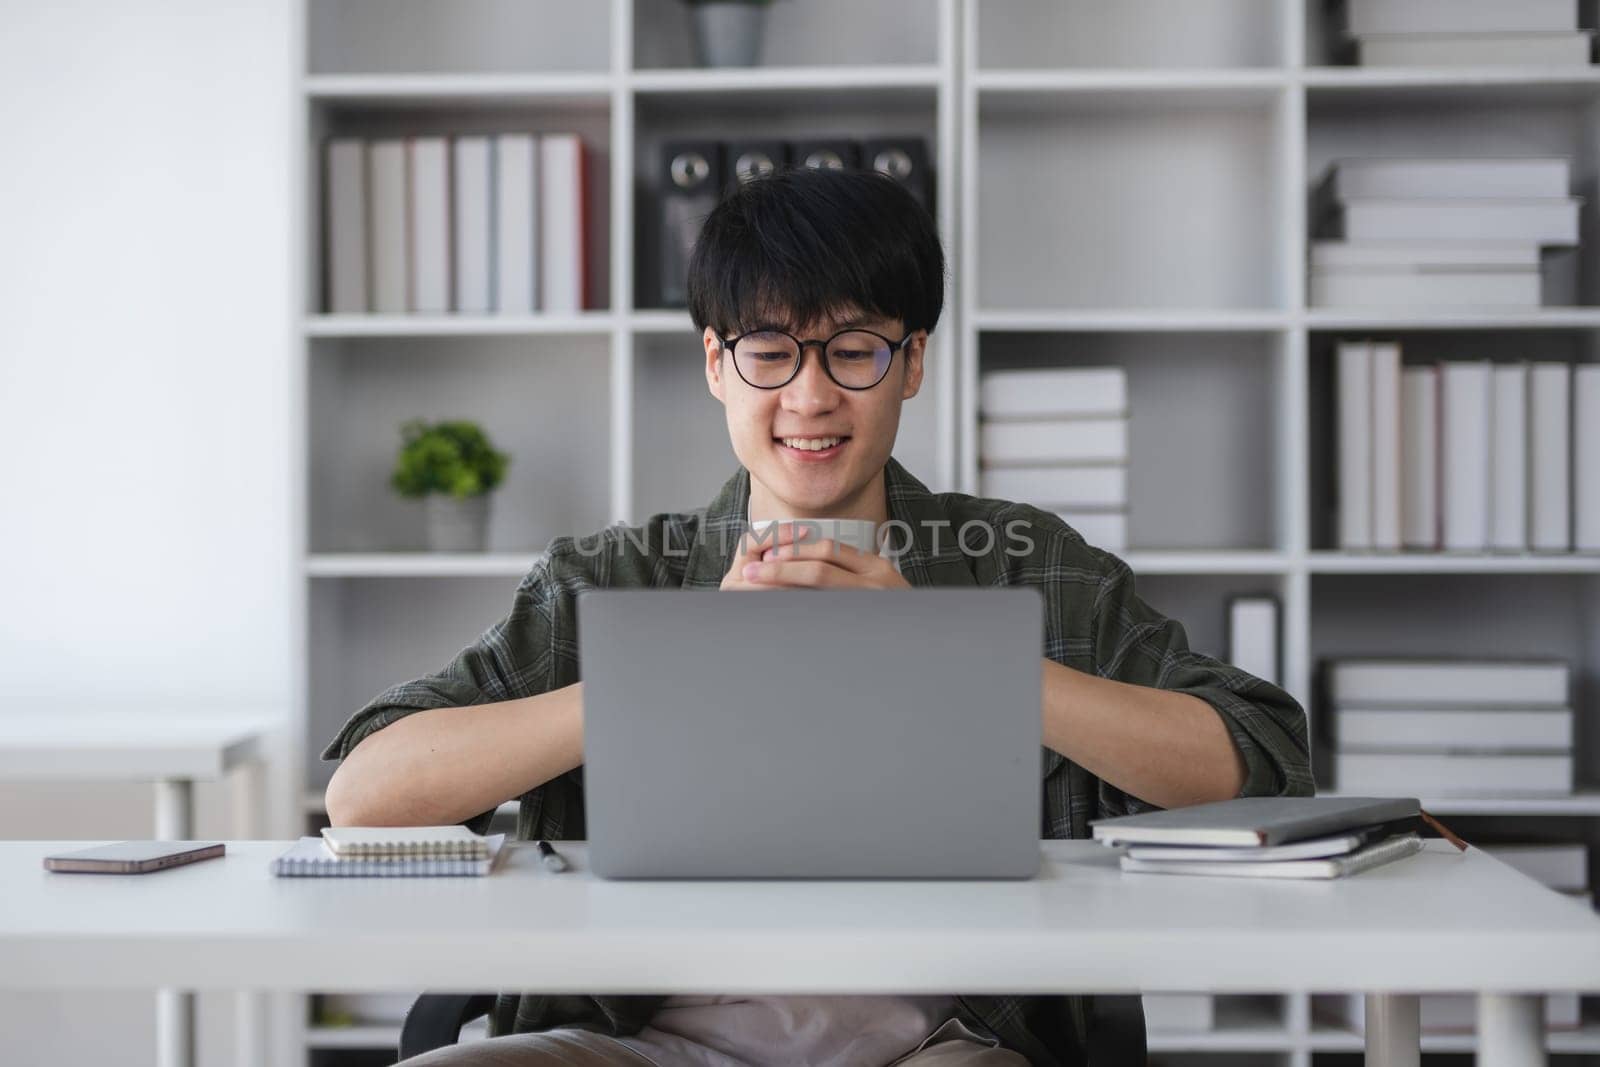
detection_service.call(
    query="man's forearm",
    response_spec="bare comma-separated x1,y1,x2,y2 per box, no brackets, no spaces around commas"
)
325,682,585,827
1040,659,1245,810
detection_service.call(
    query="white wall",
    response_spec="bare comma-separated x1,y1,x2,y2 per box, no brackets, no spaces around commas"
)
0,1,293,1063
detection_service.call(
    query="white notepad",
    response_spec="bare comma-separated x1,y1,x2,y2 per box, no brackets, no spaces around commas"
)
1120,833,1424,880
321,825,492,859
272,834,507,878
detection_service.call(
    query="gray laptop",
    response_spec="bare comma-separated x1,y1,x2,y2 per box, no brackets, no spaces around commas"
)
579,589,1043,879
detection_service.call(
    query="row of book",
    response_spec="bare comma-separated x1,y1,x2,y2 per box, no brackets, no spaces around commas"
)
1312,157,1580,309
324,133,589,316
1329,659,1574,797
1329,842,1591,1033
656,136,929,307
1336,343,1600,553
976,367,1129,551
1337,0,1593,67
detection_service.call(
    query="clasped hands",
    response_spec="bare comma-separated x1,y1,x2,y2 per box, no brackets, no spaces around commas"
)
720,521,910,591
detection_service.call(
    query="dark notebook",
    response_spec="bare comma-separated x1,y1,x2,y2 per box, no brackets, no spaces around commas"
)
1090,796,1421,848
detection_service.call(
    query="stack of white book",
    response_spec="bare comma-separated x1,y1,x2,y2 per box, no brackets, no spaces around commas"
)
1328,841,1590,1033
324,132,589,316
977,367,1129,551
1330,659,1574,797
1338,0,1593,68
1336,343,1600,553
1312,157,1580,308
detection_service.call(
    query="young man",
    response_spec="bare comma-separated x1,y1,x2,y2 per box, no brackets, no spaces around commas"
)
323,168,1311,1066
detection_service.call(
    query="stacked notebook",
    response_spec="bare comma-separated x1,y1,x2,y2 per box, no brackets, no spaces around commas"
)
977,366,1130,551
1336,0,1593,68
1092,796,1425,879
1329,659,1574,797
271,826,506,877
1312,157,1580,309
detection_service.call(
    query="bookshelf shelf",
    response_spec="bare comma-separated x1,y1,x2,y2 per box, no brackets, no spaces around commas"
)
290,1,1600,1062
305,313,616,338
1307,553,1600,575
629,65,942,94
302,73,614,105
1303,309,1600,331
975,309,1292,333
306,553,546,578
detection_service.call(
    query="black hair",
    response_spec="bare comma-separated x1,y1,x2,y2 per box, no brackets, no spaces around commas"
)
686,166,945,340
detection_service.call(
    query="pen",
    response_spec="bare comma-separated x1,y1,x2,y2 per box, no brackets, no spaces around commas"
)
535,839,569,873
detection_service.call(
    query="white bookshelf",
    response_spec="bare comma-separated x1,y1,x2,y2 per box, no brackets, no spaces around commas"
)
290,1,1600,1062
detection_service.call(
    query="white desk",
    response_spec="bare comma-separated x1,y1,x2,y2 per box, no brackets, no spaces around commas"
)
3,839,1599,1065
0,714,273,1067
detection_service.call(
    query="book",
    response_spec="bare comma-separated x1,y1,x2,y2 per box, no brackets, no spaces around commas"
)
1441,360,1492,551
451,136,492,314
1401,366,1439,549
978,367,1127,420
1334,752,1573,796
324,138,367,314
980,417,1129,466
1125,830,1374,864
1356,32,1593,68
369,139,408,314
1371,342,1401,550
1141,995,1214,1032
1342,0,1576,36
408,137,450,314
1310,241,1542,270
978,465,1126,508
1329,659,1570,707
539,132,586,312
272,834,507,877
1337,341,1372,550
1054,510,1127,552
1325,199,1582,245
1484,843,1589,892
1120,833,1424,880
1577,366,1600,551
494,133,538,314
1489,363,1528,550
1317,158,1571,200
1529,363,1572,551
1090,795,1420,848
1309,269,1541,308
1227,596,1280,686
321,825,492,859
1333,707,1573,752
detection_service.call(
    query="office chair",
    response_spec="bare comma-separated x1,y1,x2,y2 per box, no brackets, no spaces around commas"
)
398,992,1148,1064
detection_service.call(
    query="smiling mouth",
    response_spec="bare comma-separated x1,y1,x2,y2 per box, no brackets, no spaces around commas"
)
776,435,849,453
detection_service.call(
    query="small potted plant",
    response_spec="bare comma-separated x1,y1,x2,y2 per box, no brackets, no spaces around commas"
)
390,419,510,552
684,0,774,68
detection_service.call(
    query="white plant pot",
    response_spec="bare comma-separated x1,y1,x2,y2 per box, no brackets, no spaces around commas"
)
425,494,491,553
691,3,768,68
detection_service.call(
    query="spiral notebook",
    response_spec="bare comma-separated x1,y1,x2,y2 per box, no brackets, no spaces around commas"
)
321,825,491,860
271,833,507,877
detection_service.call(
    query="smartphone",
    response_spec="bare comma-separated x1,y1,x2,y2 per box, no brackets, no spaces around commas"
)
43,841,225,874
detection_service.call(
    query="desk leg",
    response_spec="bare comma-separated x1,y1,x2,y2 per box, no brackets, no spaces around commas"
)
1365,993,1420,1067
154,778,195,1067
1478,994,1544,1067
232,761,267,1067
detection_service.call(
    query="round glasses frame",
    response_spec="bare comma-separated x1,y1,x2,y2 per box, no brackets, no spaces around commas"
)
718,327,914,391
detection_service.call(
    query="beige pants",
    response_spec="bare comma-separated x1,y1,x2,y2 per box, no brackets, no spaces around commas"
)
406,1018,1030,1066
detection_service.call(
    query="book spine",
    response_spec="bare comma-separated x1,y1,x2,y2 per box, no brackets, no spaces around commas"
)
1371,342,1402,551
1441,361,1492,551
325,139,368,314
1401,366,1439,549
1529,363,1572,551
1489,363,1529,551
1337,341,1373,550
409,137,451,314
451,136,492,314
368,140,408,314
1576,366,1600,551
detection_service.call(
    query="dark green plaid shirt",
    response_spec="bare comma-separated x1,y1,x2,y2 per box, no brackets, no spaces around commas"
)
323,456,1311,1065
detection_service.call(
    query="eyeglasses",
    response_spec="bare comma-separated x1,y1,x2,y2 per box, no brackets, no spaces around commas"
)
718,327,913,391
